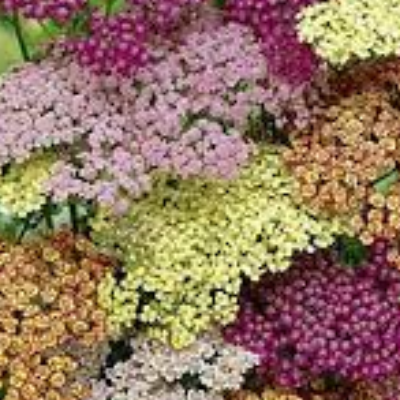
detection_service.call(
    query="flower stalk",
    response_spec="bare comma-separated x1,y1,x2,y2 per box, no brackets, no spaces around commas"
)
12,11,30,61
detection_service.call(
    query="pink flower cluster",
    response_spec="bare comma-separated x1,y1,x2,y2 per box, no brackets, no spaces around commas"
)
262,76,326,130
1,0,86,22
223,0,321,86
0,22,267,210
224,240,400,388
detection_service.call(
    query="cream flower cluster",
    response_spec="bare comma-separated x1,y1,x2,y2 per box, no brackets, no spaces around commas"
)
0,154,56,218
298,0,400,66
93,147,345,348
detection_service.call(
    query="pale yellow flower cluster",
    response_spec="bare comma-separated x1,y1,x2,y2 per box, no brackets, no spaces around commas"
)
298,0,400,66
0,153,55,218
94,147,345,348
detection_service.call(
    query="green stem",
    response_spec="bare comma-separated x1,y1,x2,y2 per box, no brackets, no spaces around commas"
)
213,0,227,8
106,0,117,16
17,213,41,242
44,202,54,231
17,218,31,242
12,12,30,61
69,200,79,233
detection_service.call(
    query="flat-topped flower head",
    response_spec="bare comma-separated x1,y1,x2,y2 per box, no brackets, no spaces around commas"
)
298,0,400,66
93,147,345,347
0,232,113,399
225,240,400,388
0,21,268,210
89,332,258,400
0,153,56,218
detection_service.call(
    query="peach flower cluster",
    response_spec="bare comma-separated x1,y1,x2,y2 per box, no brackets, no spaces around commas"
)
0,232,113,400
284,88,400,249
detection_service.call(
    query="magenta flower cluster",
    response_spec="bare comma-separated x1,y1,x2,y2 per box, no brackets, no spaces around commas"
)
66,0,204,77
224,240,400,388
128,0,204,33
0,21,268,210
1,0,86,22
223,0,321,86
65,13,149,77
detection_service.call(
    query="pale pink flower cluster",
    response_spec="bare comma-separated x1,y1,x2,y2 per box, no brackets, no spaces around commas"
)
0,21,268,209
263,76,324,130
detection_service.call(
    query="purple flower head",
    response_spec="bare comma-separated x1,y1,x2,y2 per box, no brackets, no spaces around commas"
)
63,0,207,78
1,0,86,22
129,0,205,33
65,13,150,77
224,240,400,388
223,0,321,86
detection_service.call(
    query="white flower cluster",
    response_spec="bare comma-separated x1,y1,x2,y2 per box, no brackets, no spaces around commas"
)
90,332,259,400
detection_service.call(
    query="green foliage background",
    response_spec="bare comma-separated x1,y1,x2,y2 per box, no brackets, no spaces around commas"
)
0,19,22,74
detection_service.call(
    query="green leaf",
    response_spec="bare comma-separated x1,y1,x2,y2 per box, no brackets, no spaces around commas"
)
105,338,133,368
89,0,127,15
374,169,400,195
213,0,228,9
0,211,23,242
180,371,206,391
336,235,368,268
0,23,23,74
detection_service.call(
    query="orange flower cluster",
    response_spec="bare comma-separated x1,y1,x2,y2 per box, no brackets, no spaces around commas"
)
284,88,400,248
229,384,381,400
326,58,400,101
0,232,113,400
229,389,304,400
352,378,400,400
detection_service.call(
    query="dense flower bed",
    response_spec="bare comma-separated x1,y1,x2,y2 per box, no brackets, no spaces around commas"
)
0,1,400,399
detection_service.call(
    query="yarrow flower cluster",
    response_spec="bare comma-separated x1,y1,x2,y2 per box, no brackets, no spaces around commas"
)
283,85,400,253
0,21,268,210
3,2,400,399
322,57,400,100
64,0,205,77
89,332,258,400
65,13,149,77
298,0,400,66
0,232,113,400
229,385,383,400
224,240,400,388
93,147,344,348
223,0,321,86
230,389,306,400
353,379,400,400
0,153,56,218
0,0,86,22
128,0,204,33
